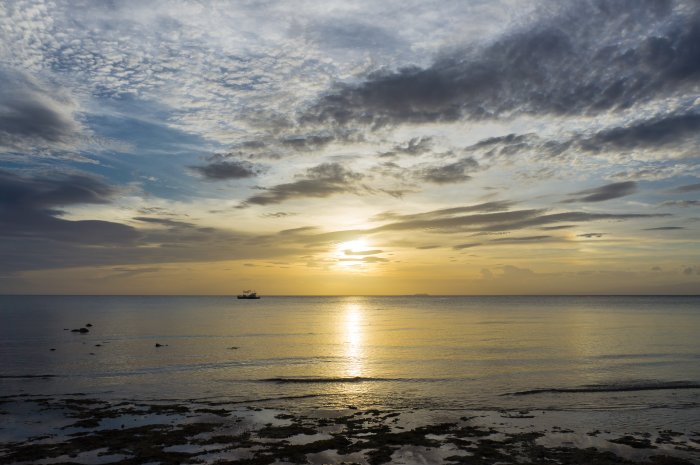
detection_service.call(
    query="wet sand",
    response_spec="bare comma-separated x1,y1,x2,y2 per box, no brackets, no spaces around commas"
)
1,394,698,465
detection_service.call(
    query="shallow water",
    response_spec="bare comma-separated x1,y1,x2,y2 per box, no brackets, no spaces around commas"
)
1,295,699,419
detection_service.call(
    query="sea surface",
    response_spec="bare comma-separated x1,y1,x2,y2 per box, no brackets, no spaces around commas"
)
1,295,700,428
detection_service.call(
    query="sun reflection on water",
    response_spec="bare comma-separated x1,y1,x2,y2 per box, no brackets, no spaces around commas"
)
343,303,364,378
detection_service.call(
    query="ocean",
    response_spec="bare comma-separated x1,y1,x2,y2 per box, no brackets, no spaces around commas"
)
2,295,699,423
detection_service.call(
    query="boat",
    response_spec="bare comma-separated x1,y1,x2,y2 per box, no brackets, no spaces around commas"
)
237,290,261,299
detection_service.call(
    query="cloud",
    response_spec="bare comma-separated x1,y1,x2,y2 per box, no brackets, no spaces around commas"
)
491,235,552,242
564,181,637,203
370,201,514,222
0,68,83,153
415,157,479,184
379,137,433,157
609,163,697,181
344,249,383,256
262,212,298,218
244,162,364,205
296,204,669,249
301,1,699,127
367,203,669,236
660,200,700,207
643,226,685,230
579,112,700,154
577,233,605,238
0,169,138,245
452,242,481,250
133,217,196,228
671,182,700,193
299,18,402,51
360,256,389,263
190,154,261,181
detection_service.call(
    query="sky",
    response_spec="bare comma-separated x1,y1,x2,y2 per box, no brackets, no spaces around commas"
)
0,0,699,295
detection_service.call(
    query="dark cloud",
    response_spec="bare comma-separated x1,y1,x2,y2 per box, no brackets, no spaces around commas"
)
280,134,335,151
262,212,298,218
540,225,574,230
244,162,364,205
379,137,433,157
475,211,667,233
0,169,138,245
301,1,698,127
577,232,605,238
415,157,479,184
660,200,700,207
491,235,552,242
190,154,260,181
371,201,514,222
463,112,700,164
579,113,700,153
452,242,481,250
133,217,196,228
564,181,637,203
0,69,82,151
671,182,700,193
302,205,668,244
643,226,685,230
278,226,318,235
465,133,561,160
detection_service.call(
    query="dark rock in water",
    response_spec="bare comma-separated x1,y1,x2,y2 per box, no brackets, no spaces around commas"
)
155,343,167,347
95,344,102,347
71,328,90,333
227,346,239,350
85,323,93,327
50,348,56,351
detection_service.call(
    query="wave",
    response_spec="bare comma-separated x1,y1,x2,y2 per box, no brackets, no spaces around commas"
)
507,381,700,396
0,374,57,379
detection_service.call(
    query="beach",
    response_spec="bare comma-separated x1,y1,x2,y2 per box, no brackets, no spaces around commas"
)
2,394,699,464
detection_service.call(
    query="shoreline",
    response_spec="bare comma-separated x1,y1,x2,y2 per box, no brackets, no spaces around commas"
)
1,395,698,465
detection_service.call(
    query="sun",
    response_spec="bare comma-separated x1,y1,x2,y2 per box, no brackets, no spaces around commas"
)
333,238,370,269
336,239,369,256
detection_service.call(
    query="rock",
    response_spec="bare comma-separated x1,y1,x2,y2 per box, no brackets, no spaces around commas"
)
155,343,167,347
50,348,56,351
95,344,102,347
227,346,239,350
71,328,89,333
85,323,93,327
